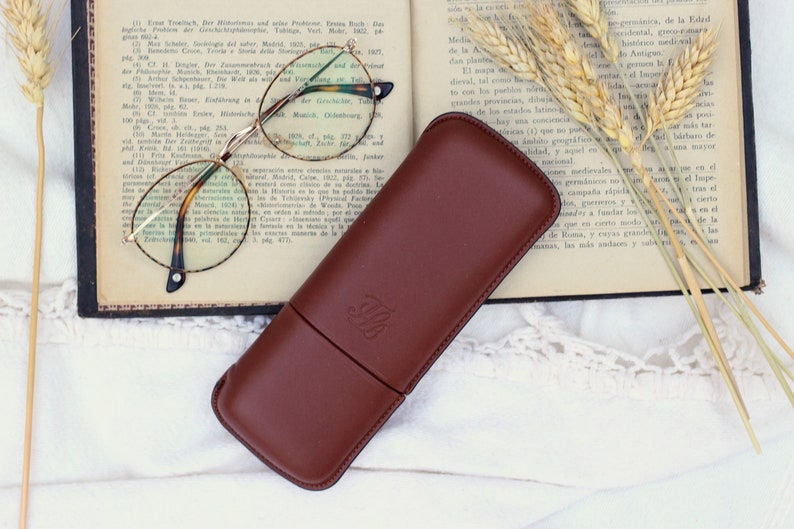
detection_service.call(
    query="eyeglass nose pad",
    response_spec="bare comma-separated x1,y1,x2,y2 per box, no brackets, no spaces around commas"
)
230,165,248,191
263,133,293,153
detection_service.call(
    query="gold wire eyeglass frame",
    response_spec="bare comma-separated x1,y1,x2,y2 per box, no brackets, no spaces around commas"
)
121,39,393,292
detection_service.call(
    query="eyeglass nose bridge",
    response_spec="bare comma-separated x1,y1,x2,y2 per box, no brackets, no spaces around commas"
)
218,121,259,162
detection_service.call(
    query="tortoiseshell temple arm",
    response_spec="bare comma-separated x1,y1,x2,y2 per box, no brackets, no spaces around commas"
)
301,81,394,101
165,163,216,292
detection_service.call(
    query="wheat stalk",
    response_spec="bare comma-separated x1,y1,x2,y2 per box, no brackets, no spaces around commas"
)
522,4,745,424
457,0,774,450
563,0,620,63
3,2,61,528
544,7,751,443
645,28,718,143
642,26,794,376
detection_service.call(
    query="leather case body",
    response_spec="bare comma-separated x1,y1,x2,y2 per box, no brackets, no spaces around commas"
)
212,112,561,489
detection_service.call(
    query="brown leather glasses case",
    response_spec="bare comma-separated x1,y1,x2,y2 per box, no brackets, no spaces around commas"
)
212,112,561,489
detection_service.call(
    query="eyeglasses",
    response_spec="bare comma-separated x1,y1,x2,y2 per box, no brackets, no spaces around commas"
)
122,39,393,292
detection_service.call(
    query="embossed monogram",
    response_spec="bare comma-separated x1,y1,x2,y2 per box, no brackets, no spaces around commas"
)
347,294,394,340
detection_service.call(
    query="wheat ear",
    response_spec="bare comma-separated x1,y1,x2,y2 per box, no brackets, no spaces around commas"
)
645,28,718,142
521,0,635,148
563,0,620,63
4,0,56,106
518,0,604,127
458,8,542,85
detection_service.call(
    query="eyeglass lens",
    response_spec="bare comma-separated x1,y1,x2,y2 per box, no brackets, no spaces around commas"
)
259,46,376,160
131,161,250,273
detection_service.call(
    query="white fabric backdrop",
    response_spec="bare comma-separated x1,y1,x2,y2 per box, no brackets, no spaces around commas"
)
1,1,793,528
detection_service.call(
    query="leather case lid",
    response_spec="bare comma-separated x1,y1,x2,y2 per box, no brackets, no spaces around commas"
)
212,303,404,489
291,112,560,394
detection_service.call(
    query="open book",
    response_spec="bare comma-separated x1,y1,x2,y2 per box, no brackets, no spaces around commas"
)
71,0,759,316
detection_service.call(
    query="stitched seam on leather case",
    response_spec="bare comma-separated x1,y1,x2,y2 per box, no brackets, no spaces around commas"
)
405,113,561,392
212,370,404,490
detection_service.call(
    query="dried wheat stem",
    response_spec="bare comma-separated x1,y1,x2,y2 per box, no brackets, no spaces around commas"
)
648,176,794,364
563,0,620,62
4,2,59,528
517,4,724,392
458,1,771,449
18,105,46,529
627,148,754,442
609,21,756,448
645,28,718,142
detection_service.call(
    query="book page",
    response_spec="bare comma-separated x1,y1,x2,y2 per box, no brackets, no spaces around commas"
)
411,0,749,299
92,0,413,311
